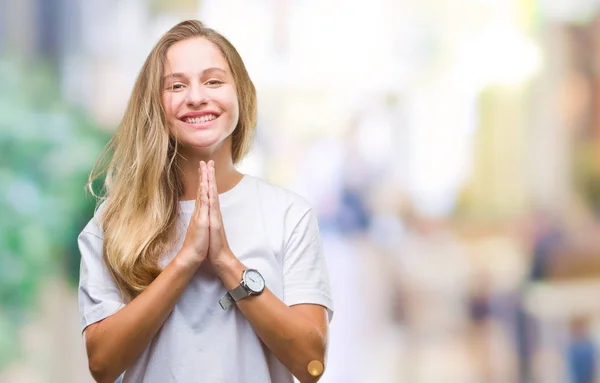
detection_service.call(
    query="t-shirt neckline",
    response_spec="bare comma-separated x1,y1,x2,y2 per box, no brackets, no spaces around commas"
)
179,174,249,214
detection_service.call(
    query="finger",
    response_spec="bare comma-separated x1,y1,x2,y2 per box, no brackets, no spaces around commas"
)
200,161,209,221
194,161,204,219
208,165,224,231
208,162,220,215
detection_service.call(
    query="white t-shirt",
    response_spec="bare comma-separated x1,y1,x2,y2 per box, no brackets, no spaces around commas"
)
78,175,334,383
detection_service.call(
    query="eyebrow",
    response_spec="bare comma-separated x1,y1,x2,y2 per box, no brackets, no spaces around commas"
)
163,67,227,81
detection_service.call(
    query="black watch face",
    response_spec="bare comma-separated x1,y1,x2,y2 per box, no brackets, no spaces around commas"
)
244,269,265,293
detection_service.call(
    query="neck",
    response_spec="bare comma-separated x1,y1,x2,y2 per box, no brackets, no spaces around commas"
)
177,138,243,201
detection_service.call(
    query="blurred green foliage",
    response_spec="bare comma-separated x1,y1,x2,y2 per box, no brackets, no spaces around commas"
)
0,58,109,367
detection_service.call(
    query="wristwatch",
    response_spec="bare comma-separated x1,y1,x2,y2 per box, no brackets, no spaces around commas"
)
219,269,265,310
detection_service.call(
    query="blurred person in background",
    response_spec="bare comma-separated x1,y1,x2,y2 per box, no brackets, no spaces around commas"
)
515,210,564,383
77,20,333,383
567,316,597,383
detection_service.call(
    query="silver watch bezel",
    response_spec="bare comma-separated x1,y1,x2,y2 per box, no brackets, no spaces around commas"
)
242,268,265,295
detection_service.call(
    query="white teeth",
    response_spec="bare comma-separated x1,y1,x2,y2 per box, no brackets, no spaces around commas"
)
184,114,217,124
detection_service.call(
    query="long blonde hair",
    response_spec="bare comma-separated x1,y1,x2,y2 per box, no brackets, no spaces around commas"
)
88,20,257,301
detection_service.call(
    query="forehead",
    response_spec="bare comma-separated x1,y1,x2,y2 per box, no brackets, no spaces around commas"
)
164,37,230,74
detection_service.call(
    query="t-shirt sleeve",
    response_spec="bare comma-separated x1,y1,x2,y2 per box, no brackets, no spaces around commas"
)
282,207,334,321
78,218,125,333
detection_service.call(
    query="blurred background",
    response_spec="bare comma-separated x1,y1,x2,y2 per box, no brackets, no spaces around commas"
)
2,0,600,382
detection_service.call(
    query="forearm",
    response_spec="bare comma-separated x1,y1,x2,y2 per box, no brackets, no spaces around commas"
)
85,251,199,382
239,290,327,382
215,258,327,383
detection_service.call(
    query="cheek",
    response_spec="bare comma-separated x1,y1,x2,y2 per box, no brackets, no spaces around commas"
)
226,91,240,121
162,93,183,119
226,100,240,131
162,94,173,117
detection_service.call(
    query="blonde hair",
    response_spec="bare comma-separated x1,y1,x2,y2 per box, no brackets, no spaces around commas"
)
88,20,257,301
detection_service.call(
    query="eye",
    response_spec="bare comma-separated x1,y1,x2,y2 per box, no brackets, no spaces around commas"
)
164,83,185,91
206,79,224,86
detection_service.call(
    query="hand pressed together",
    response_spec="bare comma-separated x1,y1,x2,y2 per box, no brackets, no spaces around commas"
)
205,161,235,268
179,160,235,270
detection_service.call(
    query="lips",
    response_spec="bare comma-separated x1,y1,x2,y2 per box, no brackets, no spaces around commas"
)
181,114,218,124
178,110,221,126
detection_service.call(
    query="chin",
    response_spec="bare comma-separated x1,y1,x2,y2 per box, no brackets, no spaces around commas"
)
173,124,234,153
181,135,226,152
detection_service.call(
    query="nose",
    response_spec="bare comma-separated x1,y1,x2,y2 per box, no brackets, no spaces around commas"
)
186,83,209,107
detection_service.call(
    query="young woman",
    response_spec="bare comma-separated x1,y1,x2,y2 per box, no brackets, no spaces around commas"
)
78,20,333,383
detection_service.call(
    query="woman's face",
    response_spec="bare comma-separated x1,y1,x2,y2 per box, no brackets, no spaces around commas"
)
162,37,239,156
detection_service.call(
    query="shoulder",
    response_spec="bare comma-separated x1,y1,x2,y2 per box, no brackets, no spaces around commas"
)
247,175,314,216
79,200,108,240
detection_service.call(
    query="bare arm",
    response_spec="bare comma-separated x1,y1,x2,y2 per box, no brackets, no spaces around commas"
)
204,161,329,382
216,258,329,383
84,252,199,383
84,162,211,382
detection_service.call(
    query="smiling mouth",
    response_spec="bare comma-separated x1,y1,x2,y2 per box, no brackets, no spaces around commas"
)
180,114,219,124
